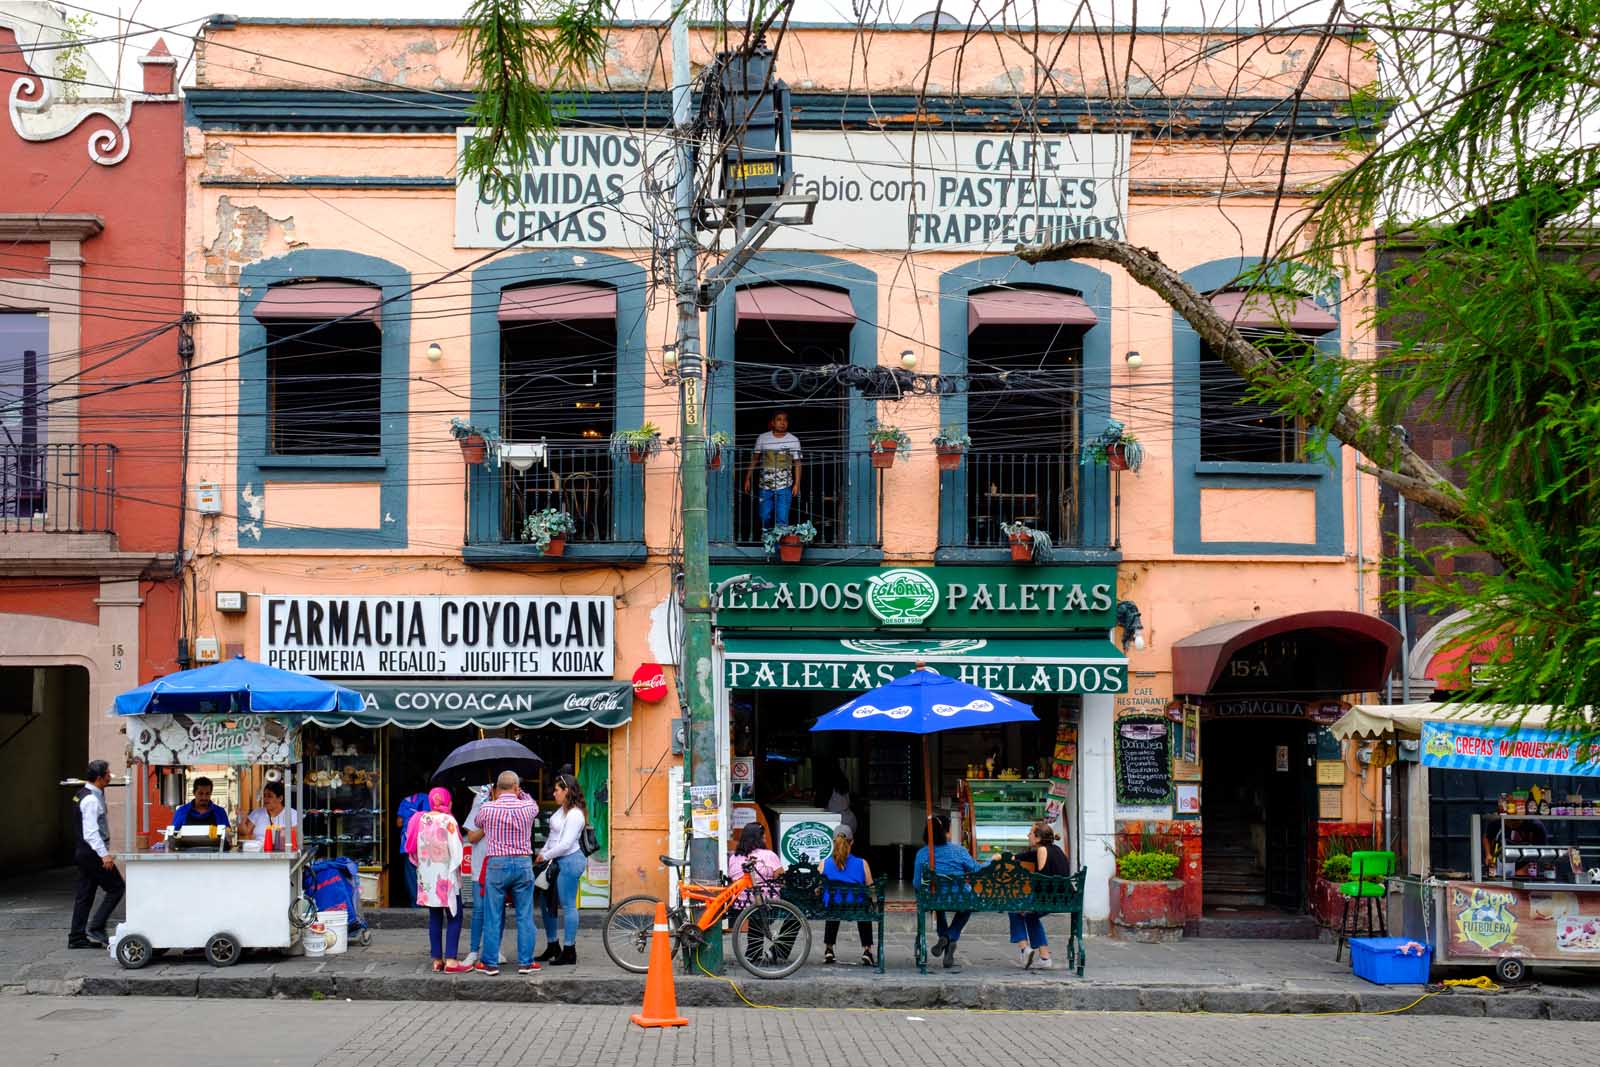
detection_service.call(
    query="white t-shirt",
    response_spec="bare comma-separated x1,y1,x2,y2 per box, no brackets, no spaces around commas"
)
245,806,300,842
753,431,802,490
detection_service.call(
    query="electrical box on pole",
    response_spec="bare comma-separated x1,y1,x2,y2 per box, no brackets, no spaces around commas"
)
714,40,794,214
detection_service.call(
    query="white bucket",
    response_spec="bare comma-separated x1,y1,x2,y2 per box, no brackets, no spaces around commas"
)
318,910,349,955
304,924,327,958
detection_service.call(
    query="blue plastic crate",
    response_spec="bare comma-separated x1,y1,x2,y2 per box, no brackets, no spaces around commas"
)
1349,937,1432,985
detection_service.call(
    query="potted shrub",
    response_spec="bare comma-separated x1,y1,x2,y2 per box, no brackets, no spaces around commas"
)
611,422,663,464
1084,419,1145,472
708,431,730,471
868,425,911,469
450,417,501,466
1001,521,1054,563
522,508,576,557
1109,845,1186,942
762,521,816,563
931,425,971,471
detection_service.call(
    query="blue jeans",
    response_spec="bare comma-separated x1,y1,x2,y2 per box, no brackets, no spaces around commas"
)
539,878,559,944
480,856,534,968
758,486,792,528
469,877,489,955
401,861,418,908
547,852,584,945
429,905,463,960
1008,912,1048,948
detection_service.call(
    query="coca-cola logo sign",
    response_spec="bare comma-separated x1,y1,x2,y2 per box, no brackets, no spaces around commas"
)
632,663,668,703
564,690,624,713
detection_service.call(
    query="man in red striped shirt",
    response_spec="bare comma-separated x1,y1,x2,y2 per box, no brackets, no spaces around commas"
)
466,770,538,975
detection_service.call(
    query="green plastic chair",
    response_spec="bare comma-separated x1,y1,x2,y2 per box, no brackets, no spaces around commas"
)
1335,850,1396,961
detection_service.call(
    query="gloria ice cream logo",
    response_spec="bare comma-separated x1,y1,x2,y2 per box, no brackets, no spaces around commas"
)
849,703,914,720
1453,886,1519,951
865,569,939,626
781,821,838,865
932,699,996,717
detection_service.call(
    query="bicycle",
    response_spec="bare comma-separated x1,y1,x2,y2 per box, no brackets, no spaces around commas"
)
602,853,812,979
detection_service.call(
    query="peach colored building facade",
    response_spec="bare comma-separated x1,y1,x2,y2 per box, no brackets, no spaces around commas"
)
185,17,1391,924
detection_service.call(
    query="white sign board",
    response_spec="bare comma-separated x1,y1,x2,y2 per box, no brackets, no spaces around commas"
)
261,595,614,678
455,128,1129,252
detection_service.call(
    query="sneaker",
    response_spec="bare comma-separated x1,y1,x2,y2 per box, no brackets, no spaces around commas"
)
517,964,539,975
1037,956,1054,970
462,952,479,968
930,935,949,959
823,946,836,965
443,961,472,974
860,948,875,967
475,962,499,976
1014,946,1029,969
942,942,958,969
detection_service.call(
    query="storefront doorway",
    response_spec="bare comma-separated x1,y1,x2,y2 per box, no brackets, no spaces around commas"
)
0,665,88,871
1200,717,1314,912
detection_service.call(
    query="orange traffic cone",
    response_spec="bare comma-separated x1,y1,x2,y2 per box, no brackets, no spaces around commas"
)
630,902,688,1029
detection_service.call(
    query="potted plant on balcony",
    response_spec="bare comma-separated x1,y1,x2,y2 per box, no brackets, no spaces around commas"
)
450,417,501,466
611,422,662,464
1001,521,1054,563
762,521,816,563
931,425,971,471
868,424,911,469
522,508,576,557
708,431,730,471
1084,419,1144,472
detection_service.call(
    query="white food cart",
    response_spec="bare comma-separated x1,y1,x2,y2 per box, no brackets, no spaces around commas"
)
105,658,361,969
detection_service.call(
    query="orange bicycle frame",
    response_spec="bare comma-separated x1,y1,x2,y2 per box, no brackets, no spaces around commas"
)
680,871,755,931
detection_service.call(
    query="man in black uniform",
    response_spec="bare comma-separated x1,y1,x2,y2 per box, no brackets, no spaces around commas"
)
68,759,124,949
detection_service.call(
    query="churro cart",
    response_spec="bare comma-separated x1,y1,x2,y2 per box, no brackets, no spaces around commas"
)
106,657,361,969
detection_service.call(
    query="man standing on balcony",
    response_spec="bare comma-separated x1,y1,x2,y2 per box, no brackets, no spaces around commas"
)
743,410,803,530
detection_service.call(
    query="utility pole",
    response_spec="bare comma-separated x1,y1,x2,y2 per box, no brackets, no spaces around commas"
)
671,8,720,973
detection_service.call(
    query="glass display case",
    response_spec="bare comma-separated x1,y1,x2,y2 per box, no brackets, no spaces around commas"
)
303,754,383,868
963,778,1050,865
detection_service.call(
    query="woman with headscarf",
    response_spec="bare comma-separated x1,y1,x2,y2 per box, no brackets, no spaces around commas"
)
405,786,467,972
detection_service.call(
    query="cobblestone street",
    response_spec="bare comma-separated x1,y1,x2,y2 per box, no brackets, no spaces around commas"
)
3,996,1590,1066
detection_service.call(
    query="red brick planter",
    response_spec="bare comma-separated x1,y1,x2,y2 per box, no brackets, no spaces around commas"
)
1108,877,1187,942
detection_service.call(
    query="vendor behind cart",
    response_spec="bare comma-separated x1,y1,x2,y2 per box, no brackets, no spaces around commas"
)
240,780,299,844
172,777,231,831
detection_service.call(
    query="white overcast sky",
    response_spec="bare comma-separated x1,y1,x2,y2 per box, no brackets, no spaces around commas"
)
45,0,1344,91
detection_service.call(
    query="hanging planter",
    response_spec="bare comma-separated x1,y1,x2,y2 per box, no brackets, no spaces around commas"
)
868,424,912,470
708,431,729,471
1084,419,1144,473
932,425,971,472
763,521,817,562
1002,522,1054,564
610,423,663,465
449,417,501,467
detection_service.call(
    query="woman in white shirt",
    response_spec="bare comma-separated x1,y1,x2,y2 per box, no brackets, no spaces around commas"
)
241,780,300,847
534,773,587,966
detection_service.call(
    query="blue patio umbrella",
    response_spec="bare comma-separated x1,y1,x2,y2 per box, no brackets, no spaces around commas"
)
811,668,1037,866
112,655,364,717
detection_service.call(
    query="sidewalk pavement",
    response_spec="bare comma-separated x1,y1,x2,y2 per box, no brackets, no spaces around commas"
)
6,868,1600,1019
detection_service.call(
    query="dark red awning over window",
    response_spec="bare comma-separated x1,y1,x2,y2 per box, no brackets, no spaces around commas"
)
498,283,616,322
735,285,855,325
254,281,382,323
967,288,1098,334
1209,290,1338,334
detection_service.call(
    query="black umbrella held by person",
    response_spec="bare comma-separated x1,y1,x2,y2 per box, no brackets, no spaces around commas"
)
432,738,543,788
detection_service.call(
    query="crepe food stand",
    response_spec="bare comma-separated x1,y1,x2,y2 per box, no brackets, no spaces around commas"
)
107,657,361,969
1334,701,1600,983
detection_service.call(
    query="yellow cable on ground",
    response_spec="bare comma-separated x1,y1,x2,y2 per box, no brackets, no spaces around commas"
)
692,955,1450,1018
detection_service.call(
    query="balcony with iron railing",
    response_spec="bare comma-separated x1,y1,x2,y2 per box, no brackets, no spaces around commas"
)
937,449,1120,561
709,447,883,561
462,442,646,564
1,442,117,535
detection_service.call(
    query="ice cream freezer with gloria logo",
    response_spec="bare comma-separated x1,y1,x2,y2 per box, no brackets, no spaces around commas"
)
771,806,842,865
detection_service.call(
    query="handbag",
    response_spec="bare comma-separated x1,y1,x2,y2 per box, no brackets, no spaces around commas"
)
533,860,552,891
580,826,600,857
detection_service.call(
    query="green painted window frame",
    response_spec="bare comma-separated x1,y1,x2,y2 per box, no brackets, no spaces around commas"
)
1171,256,1343,555
234,249,410,549
934,256,1118,563
463,250,647,565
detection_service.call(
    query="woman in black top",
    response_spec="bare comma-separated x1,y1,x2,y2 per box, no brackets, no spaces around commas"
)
1008,821,1071,969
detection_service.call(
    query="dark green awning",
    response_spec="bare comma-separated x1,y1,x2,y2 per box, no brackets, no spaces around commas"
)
721,636,1127,694
309,681,632,730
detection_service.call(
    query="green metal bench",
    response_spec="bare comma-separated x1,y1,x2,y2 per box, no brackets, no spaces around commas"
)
914,855,1087,976
779,861,889,973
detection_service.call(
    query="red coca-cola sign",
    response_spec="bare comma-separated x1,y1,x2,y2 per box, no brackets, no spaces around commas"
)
632,663,668,703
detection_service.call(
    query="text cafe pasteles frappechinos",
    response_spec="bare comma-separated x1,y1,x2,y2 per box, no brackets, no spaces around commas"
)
714,564,1124,875
255,594,629,909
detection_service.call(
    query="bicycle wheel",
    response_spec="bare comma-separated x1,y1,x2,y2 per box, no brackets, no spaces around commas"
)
603,894,663,974
731,898,812,979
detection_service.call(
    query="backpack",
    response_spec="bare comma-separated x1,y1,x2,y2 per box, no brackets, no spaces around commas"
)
396,791,429,831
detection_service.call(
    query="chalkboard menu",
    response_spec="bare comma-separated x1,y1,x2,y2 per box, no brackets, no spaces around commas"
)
1115,715,1172,805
